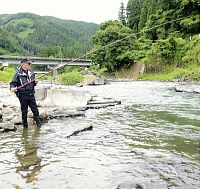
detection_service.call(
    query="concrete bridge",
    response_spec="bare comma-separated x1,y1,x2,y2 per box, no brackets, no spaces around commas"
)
0,56,93,73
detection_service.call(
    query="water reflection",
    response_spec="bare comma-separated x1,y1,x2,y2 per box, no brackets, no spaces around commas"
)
15,128,42,183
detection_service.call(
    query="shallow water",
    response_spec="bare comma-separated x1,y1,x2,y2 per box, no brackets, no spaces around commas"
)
0,81,200,189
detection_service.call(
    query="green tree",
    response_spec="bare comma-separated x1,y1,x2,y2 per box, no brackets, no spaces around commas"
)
40,46,59,57
118,2,127,25
127,0,143,32
91,20,136,72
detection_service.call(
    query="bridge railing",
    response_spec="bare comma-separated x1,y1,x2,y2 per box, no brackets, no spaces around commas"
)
0,56,93,73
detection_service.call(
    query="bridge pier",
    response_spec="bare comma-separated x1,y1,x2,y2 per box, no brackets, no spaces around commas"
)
52,70,58,84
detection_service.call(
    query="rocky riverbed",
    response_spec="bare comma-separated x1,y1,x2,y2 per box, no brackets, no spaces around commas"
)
0,82,120,132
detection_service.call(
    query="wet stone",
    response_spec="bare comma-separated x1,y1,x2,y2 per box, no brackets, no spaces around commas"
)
0,110,2,120
174,84,200,94
0,122,17,132
49,108,85,119
66,125,93,138
87,96,121,109
116,181,168,189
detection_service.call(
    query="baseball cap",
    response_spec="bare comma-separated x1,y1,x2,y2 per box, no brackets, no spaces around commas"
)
21,58,34,64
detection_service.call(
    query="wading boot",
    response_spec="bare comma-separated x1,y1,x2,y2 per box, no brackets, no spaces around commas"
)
34,116,42,128
22,116,28,128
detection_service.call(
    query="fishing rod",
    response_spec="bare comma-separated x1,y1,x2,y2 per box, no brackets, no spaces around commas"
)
15,15,193,91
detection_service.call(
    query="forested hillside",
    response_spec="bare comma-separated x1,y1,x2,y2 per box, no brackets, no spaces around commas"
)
92,0,200,80
0,13,98,58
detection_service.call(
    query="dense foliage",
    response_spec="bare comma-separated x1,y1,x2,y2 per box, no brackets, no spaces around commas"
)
91,20,137,72
0,67,15,82
58,72,84,85
0,13,98,58
91,0,200,79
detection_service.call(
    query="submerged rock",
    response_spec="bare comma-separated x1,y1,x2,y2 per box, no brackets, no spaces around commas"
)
116,181,168,189
174,84,200,94
66,125,93,138
87,96,121,109
49,109,85,119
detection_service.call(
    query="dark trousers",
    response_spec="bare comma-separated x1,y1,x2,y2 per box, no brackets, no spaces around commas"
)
19,94,40,125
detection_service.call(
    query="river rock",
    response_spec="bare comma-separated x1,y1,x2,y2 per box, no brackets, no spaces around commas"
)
0,110,2,121
35,87,47,101
83,75,108,85
49,108,85,119
39,111,48,122
87,96,121,109
2,114,15,122
3,106,18,115
80,69,108,86
0,103,3,121
0,103,3,110
174,84,200,94
61,122,93,138
11,115,22,125
66,124,93,138
27,108,48,121
116,181,168,189
0,122,17,132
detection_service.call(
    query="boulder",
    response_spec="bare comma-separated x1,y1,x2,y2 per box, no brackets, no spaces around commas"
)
83,75,108,85
35,87,47,101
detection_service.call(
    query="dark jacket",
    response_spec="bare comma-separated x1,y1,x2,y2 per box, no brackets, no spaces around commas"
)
10,67,37,96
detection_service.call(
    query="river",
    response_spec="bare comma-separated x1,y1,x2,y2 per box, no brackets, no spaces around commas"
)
0,81,199,189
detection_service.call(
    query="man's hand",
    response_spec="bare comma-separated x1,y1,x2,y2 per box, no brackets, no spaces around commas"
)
10,87,17,93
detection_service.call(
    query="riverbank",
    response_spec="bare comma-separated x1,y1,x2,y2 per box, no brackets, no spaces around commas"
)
138,64,200,82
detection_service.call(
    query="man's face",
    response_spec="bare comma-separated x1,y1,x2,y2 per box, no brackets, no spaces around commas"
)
22,62,32,70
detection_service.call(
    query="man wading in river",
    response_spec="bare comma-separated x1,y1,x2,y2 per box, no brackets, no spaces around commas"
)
10,58,41,128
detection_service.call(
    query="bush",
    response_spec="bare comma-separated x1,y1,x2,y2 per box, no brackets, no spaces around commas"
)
0,67,15,82
58,72,84,85
172,64,200,81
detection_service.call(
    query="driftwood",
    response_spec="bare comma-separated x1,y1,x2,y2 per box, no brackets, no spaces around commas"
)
66,125,93,138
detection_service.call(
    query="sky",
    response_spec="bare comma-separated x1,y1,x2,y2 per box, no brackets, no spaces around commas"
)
0,0,128,24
